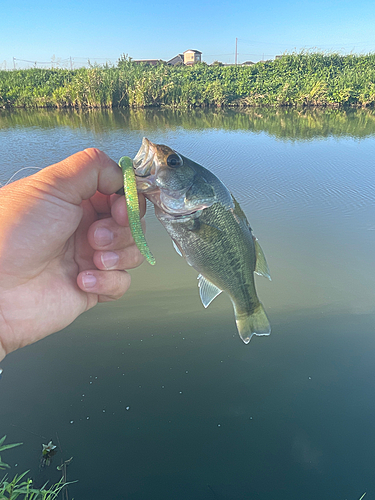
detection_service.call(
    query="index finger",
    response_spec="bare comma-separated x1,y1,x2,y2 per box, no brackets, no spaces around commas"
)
110,193,147,227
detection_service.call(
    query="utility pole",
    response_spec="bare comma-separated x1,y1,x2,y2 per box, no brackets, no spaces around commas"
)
235,38,238,65
13,57,16,70
70,56,73,70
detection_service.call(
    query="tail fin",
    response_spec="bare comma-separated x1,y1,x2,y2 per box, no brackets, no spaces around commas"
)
235,303,271,344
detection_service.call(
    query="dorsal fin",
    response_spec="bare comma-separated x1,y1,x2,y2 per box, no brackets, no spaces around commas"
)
254,237,271,281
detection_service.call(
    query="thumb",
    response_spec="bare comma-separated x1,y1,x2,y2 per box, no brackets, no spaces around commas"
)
34,148,123,205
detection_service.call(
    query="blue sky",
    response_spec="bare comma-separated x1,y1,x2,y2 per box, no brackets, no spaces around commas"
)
2,0,375,69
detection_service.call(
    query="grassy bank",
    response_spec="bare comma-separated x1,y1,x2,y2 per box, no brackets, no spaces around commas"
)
1,53,375,109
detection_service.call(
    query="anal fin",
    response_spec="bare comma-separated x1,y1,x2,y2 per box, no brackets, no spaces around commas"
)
197,274,222,308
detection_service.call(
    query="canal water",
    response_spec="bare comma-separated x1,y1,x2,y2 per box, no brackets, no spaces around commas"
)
0,108,375,499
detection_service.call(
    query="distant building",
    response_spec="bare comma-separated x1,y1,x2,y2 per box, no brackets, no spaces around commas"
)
134,50,203,67
241,61,255,66
167,54,184,66
183,50,202,65
133,59,163,66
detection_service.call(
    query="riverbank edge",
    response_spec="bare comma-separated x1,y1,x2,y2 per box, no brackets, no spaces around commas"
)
2,103,373,110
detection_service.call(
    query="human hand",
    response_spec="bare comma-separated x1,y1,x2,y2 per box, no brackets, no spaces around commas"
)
0,148,146,361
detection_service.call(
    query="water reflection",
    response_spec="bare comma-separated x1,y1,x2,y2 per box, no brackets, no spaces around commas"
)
0,108,375,500
2,107,375,140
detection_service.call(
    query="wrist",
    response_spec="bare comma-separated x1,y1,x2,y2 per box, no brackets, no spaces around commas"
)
0,304,11,361
0,332,6,361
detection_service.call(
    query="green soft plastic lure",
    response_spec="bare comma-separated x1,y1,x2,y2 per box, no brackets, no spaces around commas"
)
118,156,156,265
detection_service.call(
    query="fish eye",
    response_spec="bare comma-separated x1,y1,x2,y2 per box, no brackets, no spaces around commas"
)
167,154,183,168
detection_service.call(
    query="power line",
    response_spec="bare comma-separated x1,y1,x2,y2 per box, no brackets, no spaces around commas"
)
203,53,234,57
13,58,60,64
238,37,297,47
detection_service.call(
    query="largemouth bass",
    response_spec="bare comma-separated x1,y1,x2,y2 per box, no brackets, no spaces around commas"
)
133,138,271,344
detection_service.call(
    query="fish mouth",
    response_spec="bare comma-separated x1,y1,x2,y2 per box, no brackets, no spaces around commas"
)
133,138,157,178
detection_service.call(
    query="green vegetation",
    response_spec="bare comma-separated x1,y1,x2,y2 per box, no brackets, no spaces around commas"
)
0,436,23,471
0,436,74,500
1,52,375,109
1,472,67,500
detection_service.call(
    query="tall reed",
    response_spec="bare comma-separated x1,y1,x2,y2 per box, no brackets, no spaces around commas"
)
1,52,375,109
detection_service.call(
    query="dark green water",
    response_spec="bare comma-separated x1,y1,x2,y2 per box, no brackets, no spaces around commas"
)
1,108,375,500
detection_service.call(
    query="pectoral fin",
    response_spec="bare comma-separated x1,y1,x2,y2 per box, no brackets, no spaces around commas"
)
198,274,222,308
254,237,271,281
172,239,183,257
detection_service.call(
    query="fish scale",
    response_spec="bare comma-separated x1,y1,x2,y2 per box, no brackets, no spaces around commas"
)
162,199,258,316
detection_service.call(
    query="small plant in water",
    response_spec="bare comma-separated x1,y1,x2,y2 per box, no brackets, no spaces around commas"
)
0,435,75,500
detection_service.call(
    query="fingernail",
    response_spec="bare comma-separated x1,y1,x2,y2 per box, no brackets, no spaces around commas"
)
94,227,113,246
82,273,97,289
101,251,119,269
